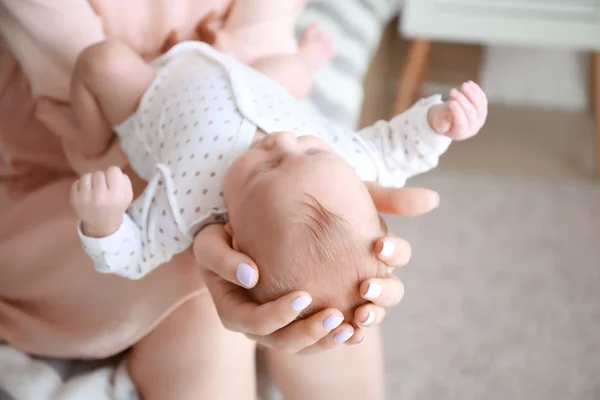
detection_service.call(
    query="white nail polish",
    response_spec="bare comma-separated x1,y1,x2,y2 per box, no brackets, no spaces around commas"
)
291,295,312,312
333,329,353,343
236,263,255,288
362,311,375,326
379,241,394,258
323,315,344,330
364,283,382,300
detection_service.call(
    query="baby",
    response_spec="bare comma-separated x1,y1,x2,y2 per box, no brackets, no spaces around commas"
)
194,0,335,100
66,38,486,321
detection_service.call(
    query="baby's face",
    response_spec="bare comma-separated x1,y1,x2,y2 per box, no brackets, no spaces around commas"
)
223,132,384,309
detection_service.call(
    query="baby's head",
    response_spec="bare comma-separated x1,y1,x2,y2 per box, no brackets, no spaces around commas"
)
223,132,388,321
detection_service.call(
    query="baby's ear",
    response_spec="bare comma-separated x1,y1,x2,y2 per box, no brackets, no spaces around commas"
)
223,222,241,251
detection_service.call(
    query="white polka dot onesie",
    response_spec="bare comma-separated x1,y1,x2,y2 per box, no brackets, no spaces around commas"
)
78,41,451,280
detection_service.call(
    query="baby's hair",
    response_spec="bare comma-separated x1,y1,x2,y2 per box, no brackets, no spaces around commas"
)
249,193,389,322
298,194,356,271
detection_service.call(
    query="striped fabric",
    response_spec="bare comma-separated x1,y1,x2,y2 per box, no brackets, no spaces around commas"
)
298,0,402,129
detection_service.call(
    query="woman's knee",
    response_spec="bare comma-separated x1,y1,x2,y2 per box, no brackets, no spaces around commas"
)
129,293,257,400
266,327,385,400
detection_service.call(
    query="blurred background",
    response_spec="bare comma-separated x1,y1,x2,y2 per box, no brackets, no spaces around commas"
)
358,2,600,399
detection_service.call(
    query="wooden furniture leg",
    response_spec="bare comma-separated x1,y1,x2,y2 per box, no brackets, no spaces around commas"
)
392,39,432,115
593,52,600,179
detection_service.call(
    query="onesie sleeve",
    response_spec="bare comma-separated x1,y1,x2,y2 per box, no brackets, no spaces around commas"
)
77,173,193,280
78,214,147,279
353,95,452,187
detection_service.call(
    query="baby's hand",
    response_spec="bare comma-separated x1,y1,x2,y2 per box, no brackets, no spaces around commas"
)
427,81,488,140
71,166,133,238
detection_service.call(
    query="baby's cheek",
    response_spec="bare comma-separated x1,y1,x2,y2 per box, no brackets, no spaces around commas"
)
222,164,245,201
224,156,255,193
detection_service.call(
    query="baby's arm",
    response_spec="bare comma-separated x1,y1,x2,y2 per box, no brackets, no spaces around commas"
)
356,81,487,186
71,167,190,279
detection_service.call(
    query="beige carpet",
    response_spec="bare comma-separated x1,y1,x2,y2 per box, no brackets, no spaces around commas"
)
383,169,600,400
359,15,600,399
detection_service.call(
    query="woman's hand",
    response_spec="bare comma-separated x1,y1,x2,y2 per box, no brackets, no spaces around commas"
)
194,224,358,354
194,184,439,354
343,183,440,344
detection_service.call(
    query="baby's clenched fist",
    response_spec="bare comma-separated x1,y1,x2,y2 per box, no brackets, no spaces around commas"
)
70,166,134,238
427,81,488,141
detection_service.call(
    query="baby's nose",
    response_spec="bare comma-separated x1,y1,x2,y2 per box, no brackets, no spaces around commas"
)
269,131,299,152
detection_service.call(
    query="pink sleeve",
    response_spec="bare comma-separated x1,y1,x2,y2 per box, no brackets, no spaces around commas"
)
0,0,106,100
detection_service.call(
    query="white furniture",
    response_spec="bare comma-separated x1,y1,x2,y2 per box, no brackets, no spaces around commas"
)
394,0,600,177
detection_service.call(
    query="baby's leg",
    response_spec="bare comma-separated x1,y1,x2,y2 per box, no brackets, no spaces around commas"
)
252,24,335,99
128,290,257,400
68,40,156,157
223,0,304,30
216,0,304,63
265,327,385,400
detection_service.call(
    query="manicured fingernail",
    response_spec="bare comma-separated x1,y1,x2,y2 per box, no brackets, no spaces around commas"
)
364,282,382,300
379,241,394,258
323,315,344,330
434,192,440,208
362,311,375,326
291,295,312,312
333,329,353,343
358,336,366,345
236,263,254,288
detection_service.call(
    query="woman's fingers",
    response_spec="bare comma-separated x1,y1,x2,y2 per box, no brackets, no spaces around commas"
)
374,236,411,267
366,184,440,217
193,224,259,288
360,276,405,307
297,323,355,355
200,268,310,336
240,291,313,336
345,326,367,345
354,304,386,328
246,308,347,353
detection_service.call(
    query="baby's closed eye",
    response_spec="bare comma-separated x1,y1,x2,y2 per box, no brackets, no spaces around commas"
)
260,158,282,170
305,148,326,156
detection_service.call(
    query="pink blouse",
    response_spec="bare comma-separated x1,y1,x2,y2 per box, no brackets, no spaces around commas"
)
0,0,231,358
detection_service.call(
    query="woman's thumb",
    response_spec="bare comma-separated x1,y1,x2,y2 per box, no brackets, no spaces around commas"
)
192,224,259,289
